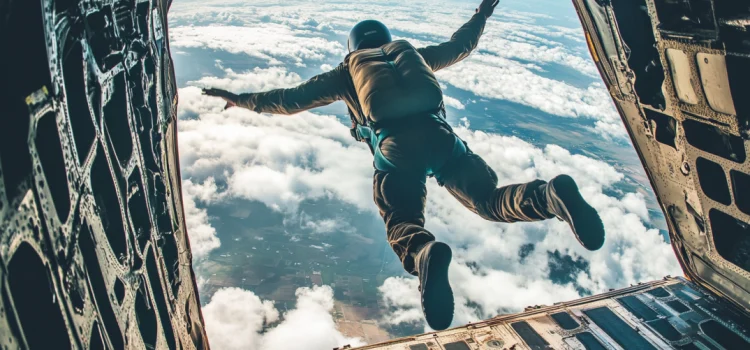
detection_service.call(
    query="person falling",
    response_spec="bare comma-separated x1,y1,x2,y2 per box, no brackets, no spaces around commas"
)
203,0,605,331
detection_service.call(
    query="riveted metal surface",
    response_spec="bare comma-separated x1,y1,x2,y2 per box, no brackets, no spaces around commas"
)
0,0,209,348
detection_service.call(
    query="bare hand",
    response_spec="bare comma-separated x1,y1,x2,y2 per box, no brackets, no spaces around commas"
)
202,88,239,110
476,0,500,18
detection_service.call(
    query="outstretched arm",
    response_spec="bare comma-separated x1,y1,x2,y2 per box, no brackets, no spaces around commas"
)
203,64,348,115
417,0,499,72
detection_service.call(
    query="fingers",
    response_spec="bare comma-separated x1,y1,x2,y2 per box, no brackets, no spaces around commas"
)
202,88,224,97
478,0,498,14
203,88,237,109
202,88,233,99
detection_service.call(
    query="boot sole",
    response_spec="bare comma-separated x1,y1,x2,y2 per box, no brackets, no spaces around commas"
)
553,175,605,251
420,242,454,330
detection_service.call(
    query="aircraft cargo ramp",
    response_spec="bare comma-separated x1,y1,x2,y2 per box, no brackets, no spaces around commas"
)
343,277,750,350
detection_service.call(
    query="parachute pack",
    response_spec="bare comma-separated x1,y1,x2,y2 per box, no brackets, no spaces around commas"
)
347,40,444,123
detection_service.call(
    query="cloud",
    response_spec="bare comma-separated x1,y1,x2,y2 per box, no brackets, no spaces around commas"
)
261,286,365,349
435,55,625,139
178,86,227,120
203,287,279,350
169,24,346,66
378,267,581,328
170,0,678,337
478,16,598,77
378,277,423,326
448,127,676,286
184,176,223,203
301,217,354,234
481,37,598,77
443,95,465,110
203,285,362,350
182,179,221,260
177,87,373,214
178,82,679,330
169,0,620,139
589,119,629,141
373,127,679,327
189,66,303,93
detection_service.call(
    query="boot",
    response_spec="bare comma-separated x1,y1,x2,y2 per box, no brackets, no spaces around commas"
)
413,241,454,330
546,175,605,251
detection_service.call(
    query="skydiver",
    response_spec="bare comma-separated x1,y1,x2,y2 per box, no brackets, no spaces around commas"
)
203,0,605,331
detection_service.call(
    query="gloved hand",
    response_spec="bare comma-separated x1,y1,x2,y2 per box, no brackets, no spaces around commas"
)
476,0,500,18
202,88,239,110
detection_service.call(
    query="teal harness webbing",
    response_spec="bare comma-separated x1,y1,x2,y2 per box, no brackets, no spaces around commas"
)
355,114,467,178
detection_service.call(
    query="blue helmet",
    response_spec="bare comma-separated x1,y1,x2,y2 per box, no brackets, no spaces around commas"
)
347,20,392,52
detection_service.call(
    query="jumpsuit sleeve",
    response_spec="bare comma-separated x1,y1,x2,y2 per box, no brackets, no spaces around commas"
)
417,13,487,72
235,64,348,114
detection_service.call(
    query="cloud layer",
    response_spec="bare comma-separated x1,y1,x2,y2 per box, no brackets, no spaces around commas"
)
177,86,373,215
170,24,346,66
177,87,680,331
182,179,222,260
377,125,678,327
169,0,678,345
189,65,304,93
203,286,363,350
169,0,624,139
436,56,620,126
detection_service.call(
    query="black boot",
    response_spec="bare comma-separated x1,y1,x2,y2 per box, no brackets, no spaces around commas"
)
413,241,454,330
546,175,605,251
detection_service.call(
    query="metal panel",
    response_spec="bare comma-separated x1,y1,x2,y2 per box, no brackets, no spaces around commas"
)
583,307,657,350
666,49,699,105
696,53,737,116
0,0,209,348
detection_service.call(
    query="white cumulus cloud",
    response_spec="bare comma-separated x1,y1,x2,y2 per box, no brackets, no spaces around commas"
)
177,87,373,214
178,85,680,331
169,24,346,66
203,286,363,350
182,178,222,260
375,127,680,328
443,95,466,110
203,287,279,350
436,56,624,139
189,66,303,93
261,286,365,349
169,0,679,339
169,0,625,140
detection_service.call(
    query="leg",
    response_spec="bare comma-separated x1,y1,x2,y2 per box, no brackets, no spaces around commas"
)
438,149,605,250
373,169,433,276
375,124,456,330
373,169,455,331
438,151,554,223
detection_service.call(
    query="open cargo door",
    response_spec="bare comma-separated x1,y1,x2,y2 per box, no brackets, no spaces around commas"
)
571,0,750,315
0,0,209,348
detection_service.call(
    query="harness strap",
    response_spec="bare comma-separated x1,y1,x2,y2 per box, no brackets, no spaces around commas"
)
355,114,467,179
